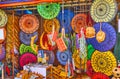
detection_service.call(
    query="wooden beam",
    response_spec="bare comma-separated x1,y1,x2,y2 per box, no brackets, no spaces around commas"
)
0,0,62,8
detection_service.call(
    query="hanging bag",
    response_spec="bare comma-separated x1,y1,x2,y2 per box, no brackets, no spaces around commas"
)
56,28,67,52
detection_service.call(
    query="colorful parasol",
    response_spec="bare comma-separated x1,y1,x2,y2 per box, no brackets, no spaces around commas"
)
114,33,120,61
90,0,117,22
43,18,60,33
19,31,38,45
19,44,37,55
56,50,72,65
87,44,95,60
71,14,87,33
19,14,39,33
40,32,56,50
86,60,95,77
37,3,60,19
57,9,74,34
92,72,110,79
19,52,37,67
91,50,117,76
0,9,7,27
87,22,116,52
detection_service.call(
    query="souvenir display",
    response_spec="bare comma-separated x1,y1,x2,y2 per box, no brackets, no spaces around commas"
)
91,50,117,76
1,0,119,79
71,14,87,33
112,67,120,79
87,22,116,52
37,3,60,19
19,14,39,33
56,50,72,65
19,53,37,67
19,31,38,45
90,0,117,22
44,18,60,33
92,72,110,79
0,9,7,27
57,9,74,34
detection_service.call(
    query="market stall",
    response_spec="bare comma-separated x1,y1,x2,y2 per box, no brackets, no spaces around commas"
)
0,0,119,79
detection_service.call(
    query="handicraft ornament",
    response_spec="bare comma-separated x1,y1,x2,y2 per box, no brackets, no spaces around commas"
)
79,28,87,59
37,3,60,19
85,26,95,38
0,9,8,27
96,23,106,43
91,50,117,76
56,28,67,52
19,14,39,33
90,0,117,22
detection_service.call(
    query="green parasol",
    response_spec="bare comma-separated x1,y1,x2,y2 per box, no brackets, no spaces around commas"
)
37,3,60,19
0,9,7,27
87,44,95,60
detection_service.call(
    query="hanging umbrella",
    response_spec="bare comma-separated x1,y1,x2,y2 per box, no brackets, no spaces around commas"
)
37,3,60,19
19,31,38,45
71,14,87,33
19,52,37,67
87,22,116,52
43,18,60,33
19,44,37,55
91,50,117,76
57,9,74,34
0,9,7,27
92,72,110,79
19,14,39,33
56,50,72,65
90,0,117,22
